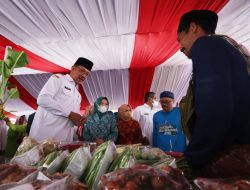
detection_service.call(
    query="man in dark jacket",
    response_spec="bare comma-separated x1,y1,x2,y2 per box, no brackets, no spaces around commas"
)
177,10,250,177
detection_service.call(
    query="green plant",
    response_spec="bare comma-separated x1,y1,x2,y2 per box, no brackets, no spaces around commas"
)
0,47,29,119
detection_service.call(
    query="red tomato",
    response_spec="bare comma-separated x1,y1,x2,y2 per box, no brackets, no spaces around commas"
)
123,181,138,190
151,176,164,189
105,181,121,190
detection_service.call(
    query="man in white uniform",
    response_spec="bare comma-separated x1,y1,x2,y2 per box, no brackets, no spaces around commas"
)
133,92,160,145
29,57,93,142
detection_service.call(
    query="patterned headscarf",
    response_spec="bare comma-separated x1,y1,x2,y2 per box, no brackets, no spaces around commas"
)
94,97,109,118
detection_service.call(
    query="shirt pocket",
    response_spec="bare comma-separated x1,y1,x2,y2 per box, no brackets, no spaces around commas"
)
63,87,72,96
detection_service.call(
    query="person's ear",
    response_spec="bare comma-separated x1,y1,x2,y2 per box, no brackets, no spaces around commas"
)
189,22,198,33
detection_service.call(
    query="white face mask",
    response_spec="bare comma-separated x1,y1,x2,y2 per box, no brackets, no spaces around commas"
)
152,100,159,108
98,105,108,113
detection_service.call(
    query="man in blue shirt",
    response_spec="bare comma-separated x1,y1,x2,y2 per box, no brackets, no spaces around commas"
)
177,10,250,177
153,91,186,152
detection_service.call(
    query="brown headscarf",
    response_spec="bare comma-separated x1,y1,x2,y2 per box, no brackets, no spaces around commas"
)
118,104,132,122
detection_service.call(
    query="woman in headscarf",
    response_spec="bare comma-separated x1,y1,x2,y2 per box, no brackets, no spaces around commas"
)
116,104,149,145
83,97,118,145
4,116,27,158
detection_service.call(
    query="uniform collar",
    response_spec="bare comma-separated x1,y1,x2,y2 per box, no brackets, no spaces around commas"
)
65,74,79,90
66,74,76,84
144,103,153,110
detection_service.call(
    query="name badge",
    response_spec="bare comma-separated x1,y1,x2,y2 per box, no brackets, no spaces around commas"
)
64,86,71,91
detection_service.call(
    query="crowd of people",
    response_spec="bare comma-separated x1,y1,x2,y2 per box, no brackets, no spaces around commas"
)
1,9,249,179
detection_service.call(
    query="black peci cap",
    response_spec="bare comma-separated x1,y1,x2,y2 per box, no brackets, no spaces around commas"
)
74,57,93,71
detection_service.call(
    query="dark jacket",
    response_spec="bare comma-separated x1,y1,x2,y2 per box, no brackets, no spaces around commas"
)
184,35,250,167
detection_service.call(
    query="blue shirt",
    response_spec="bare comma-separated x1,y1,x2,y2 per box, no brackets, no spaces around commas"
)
153,108,186,152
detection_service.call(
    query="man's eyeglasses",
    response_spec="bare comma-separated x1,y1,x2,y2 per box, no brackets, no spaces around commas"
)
160,100,173,106
77,66,90,77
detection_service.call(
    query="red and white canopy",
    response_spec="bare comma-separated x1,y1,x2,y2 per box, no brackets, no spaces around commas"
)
0,0,249,117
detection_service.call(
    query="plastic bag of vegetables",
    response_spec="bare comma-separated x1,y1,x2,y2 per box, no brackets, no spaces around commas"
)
37,150,62,168
46,150,69,174
14,137,39,156
40,139,58,157
10,145,42,166
97,164,192,190
152,157,177,169
108,146,135,172
82,141,116,190
134,146,171,165
61,146,91,179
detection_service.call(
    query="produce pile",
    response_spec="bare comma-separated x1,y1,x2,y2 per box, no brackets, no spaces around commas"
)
0,163,88,190
8,137,250,190
81,141,116,190
194,177,250,190
1,138,181,189
98,164,192,190
0,163,36,185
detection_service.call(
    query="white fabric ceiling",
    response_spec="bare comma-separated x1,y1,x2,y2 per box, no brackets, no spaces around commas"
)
0,0,249,116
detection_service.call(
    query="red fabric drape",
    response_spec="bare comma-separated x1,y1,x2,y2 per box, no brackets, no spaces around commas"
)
79,84,90,110
9,76,38,110
4,111,17,119
128,0,229,108
0,35,68,73
0,35,91,111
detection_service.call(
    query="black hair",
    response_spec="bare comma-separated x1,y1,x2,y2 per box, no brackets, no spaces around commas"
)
177,10,218,34
144,92,155,103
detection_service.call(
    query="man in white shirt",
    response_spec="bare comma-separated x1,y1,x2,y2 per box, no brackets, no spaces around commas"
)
133,92,160,145
29,57,93,142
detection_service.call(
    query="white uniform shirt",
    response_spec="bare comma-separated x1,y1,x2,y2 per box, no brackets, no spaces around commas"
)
133,104,159,145
29,74,81,142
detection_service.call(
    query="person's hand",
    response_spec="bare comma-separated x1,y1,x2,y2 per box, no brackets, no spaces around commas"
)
95,138,104,146
68,112,84,126
79,115,87,124
85,105,94,117
76,125,84,140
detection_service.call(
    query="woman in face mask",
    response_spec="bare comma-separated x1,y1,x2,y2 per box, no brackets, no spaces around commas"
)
83,97,118,145
116,104,149,145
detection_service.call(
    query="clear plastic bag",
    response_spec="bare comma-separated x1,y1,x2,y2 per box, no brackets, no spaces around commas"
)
194,177,250,190
14,137,39,156
0,163,38,190
82,141,116,190
97,164,192,190
46,150,69,174
63,147,91,179
10,145,42,166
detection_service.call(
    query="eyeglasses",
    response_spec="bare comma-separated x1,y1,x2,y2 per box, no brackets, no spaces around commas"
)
160,100,173,106
77,66,90,77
